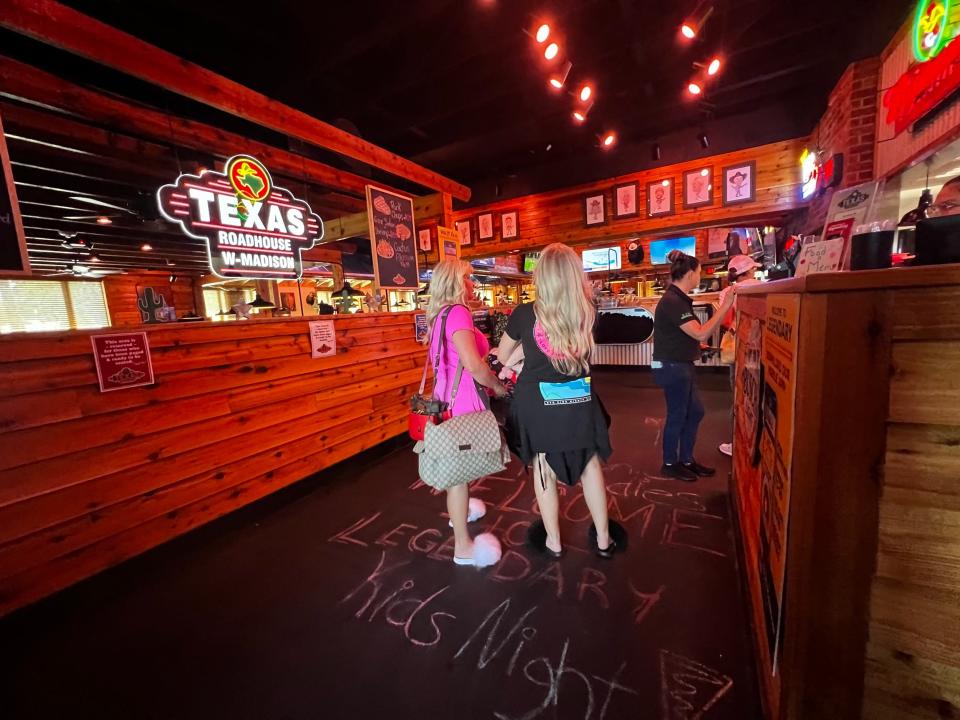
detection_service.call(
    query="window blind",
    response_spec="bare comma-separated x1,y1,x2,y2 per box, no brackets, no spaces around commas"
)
0,280,110,334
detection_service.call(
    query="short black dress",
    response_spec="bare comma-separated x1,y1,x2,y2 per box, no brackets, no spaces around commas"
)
505,303,612,485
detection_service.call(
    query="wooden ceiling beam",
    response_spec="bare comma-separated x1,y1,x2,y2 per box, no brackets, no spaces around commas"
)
0,0,471,201
0,56,392,199
322,192,446,243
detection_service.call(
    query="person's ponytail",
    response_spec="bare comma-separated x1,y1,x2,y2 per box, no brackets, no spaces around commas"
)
667,250,700,281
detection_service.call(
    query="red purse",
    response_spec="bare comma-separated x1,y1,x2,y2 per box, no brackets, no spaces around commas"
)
408,306,458,441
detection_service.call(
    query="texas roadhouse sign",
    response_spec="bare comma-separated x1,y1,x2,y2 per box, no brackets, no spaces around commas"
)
158,155,323,280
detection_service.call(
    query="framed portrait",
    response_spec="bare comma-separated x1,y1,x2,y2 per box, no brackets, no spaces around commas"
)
455,218,473,247
583,192,607,227
500,210,519,240
683,167,713,210
614,182,640,219
418,226,432,252
646,179,675,217
477,212,494,242
723,161,757,205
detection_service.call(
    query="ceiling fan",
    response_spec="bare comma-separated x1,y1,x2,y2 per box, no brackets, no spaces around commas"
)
44,263,124,278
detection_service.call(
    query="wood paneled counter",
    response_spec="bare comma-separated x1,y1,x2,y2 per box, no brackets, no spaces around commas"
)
0,312,424,617
732,265,960,720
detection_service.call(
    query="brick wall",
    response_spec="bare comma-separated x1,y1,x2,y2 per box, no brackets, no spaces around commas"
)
803,58,882,233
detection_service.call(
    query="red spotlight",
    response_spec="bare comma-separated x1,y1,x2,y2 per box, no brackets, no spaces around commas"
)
602,132,617,148
708,57,721,76
579,84,593,102
536,23,550,43
573,110,587,123
687,81,703,96
96,216,113,225
681,23,697,39
544,42,559,60
548,61,572,90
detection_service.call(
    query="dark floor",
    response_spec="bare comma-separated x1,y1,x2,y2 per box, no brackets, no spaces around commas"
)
0,368,760,720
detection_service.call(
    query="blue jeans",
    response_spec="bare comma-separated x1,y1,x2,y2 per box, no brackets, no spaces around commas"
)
653,361,705,465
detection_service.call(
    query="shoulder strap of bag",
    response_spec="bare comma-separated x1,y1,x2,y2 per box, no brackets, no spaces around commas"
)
445,304,473,407
417,306,456,395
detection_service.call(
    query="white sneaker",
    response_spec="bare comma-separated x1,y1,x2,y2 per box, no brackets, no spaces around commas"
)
449,498,487,527
718,443,733,457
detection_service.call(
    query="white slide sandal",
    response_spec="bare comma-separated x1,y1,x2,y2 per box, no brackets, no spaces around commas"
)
453,533,502,568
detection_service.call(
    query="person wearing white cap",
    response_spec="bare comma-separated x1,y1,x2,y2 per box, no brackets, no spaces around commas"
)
718,255,762,457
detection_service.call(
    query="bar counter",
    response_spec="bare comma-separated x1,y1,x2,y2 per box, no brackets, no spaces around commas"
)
732,264,960,719
0,312,425,617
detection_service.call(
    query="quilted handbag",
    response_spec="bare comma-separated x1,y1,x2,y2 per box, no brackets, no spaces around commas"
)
413,323,509,490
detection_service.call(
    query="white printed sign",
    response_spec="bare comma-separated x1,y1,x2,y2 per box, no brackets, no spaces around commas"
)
794,238,844,277
309,320,337,359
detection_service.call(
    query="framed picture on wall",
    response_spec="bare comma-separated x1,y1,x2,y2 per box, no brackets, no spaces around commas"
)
614,182,640,218
583,192,607,226
723,161,757,205
418,227,432,252
683,167,714,209
477,212,494,242
455,218,473,246
646,179,675,217
500,209,519,240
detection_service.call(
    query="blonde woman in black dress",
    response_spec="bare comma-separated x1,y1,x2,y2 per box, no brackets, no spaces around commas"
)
496,243,616,558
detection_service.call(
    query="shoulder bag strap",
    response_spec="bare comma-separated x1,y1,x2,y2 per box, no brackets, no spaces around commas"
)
418,306,455,396
446,303,473,407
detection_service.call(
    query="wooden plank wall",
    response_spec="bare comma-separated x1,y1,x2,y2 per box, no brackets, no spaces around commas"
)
451,138,806,258
864,286,960,719
0,313,424,617
103,272,200,326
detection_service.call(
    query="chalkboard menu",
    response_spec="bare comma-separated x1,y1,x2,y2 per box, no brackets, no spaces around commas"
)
366,185,419,290
0,115,30,275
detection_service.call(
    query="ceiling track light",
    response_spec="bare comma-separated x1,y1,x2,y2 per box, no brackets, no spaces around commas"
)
578,84,593,103
687,81,703,96
601,132,617,148
680,5,715,40
535,23,550,43
544,42,560,61
707,57,722,76
548,60,572,89
698,131,710,149
651,143,662,161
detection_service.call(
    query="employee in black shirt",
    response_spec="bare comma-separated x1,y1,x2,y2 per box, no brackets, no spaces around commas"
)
653,250,734,481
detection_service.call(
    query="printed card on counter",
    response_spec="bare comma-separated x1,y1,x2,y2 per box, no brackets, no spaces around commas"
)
91,332,155,392
309,320,337,359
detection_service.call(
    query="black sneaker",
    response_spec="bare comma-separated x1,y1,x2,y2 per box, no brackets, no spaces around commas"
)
660,463,698,481
682,460,716,477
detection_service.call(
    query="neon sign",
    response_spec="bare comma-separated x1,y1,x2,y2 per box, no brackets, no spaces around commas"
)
157,155,323,281
914,0,952,62
799,149,842,200
800,149,818,200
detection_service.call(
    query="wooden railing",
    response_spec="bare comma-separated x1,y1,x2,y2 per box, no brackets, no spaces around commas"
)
0,312,424,616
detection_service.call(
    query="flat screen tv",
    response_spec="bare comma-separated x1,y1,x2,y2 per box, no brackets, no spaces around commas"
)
523,253,540,273
649,236,696,265
582,246,622,272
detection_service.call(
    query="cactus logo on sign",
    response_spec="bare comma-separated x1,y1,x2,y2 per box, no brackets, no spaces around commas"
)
157,155,323,280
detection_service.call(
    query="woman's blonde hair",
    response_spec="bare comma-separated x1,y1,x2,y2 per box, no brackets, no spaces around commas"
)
424,258,472,337
533,243,595,375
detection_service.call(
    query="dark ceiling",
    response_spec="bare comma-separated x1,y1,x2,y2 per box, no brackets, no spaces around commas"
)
1,0,913,275
50,0,910,199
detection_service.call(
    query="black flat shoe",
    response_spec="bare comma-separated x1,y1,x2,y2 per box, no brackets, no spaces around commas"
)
596,539,617,559
544,545,565,560
681,460,716,477
660,463,698,481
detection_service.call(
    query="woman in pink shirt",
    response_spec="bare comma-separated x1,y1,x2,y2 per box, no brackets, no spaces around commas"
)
425,259,508,567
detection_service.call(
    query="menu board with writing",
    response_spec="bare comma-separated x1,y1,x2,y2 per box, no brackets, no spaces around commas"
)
366,185,418,290
0,114,30,275
794,237,844,277
91,332,155,393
